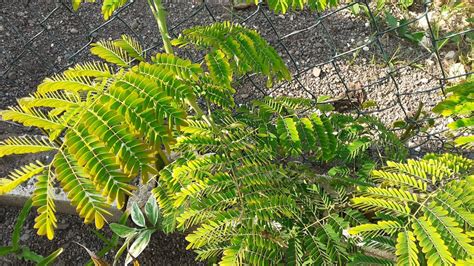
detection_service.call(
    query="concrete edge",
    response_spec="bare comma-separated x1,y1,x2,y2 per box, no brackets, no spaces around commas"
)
0,194,123,222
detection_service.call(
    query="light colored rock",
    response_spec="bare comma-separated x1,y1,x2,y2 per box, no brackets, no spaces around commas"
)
448,63,466,83
420,36,431,49
20,233,30,241
417,13,431,30
312,67,321,78
444,51,456,61
419,78,429,84
0,177,122,220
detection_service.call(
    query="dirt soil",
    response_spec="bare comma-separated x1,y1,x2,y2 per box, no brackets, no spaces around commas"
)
0,0,465,265
0,205,201,265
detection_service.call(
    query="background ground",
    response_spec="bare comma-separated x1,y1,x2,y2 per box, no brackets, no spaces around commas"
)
0,0,469,265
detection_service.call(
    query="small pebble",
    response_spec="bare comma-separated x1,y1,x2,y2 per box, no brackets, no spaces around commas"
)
70,28,79,34
130,19,140,30
7,72,16,80
312,67,321,78
20,233,30,242
444,51,456,61
419,78,429,84
448,63,466,83
57,223,69,230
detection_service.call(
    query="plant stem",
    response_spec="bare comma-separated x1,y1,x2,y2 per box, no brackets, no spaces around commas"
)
148,0,173,54
400,101,423,142
147,0,218,131
186,98,217,130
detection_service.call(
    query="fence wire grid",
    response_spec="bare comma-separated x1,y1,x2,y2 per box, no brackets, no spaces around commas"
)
0,0,472,154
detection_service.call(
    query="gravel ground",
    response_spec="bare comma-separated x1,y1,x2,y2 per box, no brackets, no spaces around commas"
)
0,0,467,265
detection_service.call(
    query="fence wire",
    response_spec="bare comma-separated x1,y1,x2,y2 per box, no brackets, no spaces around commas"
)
0,0,472,154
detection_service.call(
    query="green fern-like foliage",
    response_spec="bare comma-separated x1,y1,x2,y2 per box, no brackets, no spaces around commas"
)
271,0,340,13
153,96,407,265
0,23,289,240
1,36,176,239
433,77,473,148
239,0,339,13
237,96,406,164
72,0,128,20
172,21,291,87
349,153,474,265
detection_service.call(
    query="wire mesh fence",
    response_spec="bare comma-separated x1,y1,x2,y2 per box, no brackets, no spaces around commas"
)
0,0,472,154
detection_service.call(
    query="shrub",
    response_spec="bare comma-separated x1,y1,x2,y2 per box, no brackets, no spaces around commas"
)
433,77,474,148
349,153,474,265
0,22,289,240
153,94,407,264
1,1,471,265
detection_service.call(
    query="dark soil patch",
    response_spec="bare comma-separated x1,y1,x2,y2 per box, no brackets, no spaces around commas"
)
0,205,201,265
